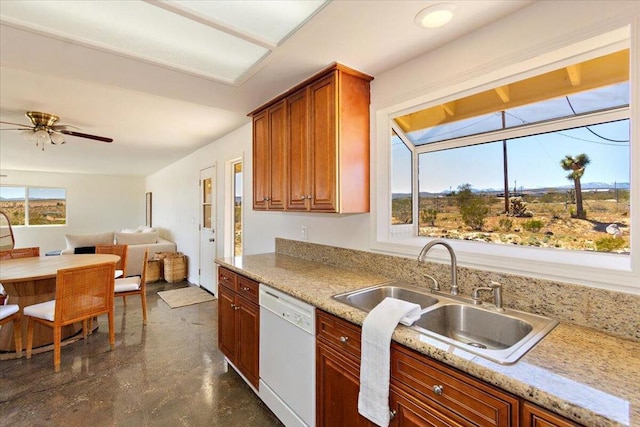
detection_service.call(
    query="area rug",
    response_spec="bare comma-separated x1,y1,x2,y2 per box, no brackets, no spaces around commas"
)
158,286,216,308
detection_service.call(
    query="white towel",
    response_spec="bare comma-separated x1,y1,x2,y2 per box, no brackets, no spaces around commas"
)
358,297,422,426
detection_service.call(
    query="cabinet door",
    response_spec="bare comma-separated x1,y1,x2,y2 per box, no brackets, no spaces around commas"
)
287,88,310,210
218,285,237,361
391,344,518,426
316,340,375,427
252,111,269,210
522,402,582,427
236,297,260,388
390,386,463,427
267,101,287,210
309,72,337,212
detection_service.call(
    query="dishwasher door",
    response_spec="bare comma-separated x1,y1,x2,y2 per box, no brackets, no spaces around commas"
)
259,285,316,427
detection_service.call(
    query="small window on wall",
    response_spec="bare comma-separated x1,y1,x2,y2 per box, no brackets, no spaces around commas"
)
0,186,67,226
233,161,243,256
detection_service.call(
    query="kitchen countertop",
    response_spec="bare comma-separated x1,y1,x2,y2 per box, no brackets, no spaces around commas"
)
215,253,640,427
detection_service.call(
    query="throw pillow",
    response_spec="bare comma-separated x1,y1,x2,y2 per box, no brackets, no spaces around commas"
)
65,232,115,249
115,231,159,245
136,226,156,233
74,246,96,254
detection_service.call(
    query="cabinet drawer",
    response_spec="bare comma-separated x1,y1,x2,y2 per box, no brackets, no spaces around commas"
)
237,275,259,304
218,267,237,291
391,344,518,426
522,402,582,427
317,310,362,359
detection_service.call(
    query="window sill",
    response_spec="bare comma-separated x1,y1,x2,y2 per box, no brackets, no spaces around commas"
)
371,237,636,294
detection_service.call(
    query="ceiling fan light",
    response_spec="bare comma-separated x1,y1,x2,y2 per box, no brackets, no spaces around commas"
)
20,129,36,143
50,132,65,145
35,129,50,145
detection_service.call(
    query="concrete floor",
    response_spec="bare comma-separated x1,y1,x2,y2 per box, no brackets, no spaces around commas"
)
0,281,284,427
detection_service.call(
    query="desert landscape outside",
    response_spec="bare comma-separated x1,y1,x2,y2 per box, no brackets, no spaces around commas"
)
0,187,66,226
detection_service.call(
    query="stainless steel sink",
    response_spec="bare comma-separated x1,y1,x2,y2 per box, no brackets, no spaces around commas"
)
332,282,558,364
333,282,439,312
413,303,558,364
413,304,532,350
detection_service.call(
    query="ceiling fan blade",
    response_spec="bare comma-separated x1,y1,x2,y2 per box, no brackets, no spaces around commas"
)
0,120,30,128
52,124,80,131
0,128,31,131
60,129,113,143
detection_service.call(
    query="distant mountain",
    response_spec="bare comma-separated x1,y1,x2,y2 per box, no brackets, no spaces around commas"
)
392,182,630,198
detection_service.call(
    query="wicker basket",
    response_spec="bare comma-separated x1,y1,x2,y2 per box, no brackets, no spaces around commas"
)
146,258,161,283
163,253,187,283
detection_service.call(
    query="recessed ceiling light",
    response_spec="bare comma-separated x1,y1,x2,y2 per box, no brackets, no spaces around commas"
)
415,3,456,29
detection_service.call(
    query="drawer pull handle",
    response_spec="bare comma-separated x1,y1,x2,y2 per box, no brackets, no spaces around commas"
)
390,410,397,420
432,385,444,396
230,303,236,308
241,286,250,291
234,305,241,311
339,336,349,343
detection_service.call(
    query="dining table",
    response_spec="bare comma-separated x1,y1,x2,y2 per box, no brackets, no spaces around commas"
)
0,254,120,353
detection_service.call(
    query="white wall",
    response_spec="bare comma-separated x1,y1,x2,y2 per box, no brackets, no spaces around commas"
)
147,1,639,287
145,124,372,285
1,170,145,253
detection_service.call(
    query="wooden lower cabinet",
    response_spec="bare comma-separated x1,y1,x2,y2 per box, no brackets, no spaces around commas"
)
390,386,463,427
217,268,260,388
522,402,583,427
218,285,237,361
391,344,518,426
316,340,375,427
235,296,260,387
317,310,522,427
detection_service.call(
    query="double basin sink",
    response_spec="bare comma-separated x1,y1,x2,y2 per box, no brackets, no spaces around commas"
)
333,281,558,364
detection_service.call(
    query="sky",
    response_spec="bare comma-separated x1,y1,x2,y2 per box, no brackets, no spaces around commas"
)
393,119,630,194
0,187,66,200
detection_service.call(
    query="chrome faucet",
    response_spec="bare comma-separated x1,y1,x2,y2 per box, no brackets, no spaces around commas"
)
471,281,504,311
417,239,459,296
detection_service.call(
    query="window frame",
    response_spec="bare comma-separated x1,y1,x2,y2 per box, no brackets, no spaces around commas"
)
373,30,638,294
224,155,244,258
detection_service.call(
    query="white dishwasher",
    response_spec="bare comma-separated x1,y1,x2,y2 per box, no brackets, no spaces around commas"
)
259,284,316,427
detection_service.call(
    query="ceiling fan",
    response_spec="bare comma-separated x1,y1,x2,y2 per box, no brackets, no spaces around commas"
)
0,111,113,150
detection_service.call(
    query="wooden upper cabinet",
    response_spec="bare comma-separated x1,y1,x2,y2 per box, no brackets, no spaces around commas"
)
309,73,338,211
250,63,373,213
252,111,269,210
252,101,286,210
267,101,287,210
287,88,310,211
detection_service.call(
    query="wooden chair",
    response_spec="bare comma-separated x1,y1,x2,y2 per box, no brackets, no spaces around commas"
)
114,249,149,325
95,244,128,278
0,246,39,304
0,246,40,260
23,262,116,372
0,305,22,357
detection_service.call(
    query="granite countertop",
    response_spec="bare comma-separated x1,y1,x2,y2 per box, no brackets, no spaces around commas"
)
215,253,640,427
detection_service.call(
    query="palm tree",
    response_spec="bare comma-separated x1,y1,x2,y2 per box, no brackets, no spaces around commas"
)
561,153,591,219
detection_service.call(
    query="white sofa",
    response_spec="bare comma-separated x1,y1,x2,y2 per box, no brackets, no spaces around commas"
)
60,230,177,277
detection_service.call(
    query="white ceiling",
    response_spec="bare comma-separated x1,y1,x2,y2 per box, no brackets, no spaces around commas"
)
0,0,534,176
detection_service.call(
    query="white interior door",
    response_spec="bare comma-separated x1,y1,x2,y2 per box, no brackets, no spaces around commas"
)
199,166,216,294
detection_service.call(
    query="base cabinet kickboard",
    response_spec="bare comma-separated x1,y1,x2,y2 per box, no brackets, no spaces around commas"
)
316,309,584,427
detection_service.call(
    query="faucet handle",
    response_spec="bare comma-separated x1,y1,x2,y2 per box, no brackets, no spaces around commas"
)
490,281,504,311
